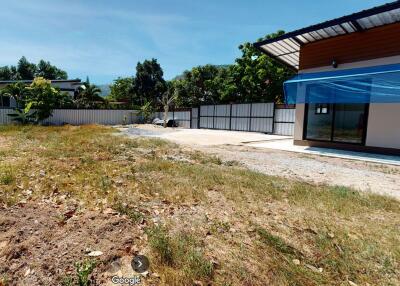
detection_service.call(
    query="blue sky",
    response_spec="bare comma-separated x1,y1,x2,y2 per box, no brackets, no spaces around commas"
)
0,0,389,84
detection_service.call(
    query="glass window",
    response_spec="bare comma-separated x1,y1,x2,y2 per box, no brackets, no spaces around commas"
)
315,104,329,114
333,104,367,144
306,103,333,141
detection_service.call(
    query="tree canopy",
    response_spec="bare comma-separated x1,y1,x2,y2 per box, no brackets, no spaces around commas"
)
0,56,68,81
171,31,294,106
108,59,166,108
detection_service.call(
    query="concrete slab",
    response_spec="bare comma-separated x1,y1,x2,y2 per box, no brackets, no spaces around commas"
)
121,125,291,146
249,139,400,166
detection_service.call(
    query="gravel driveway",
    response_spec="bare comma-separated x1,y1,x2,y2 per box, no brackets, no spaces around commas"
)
120,125,400,199
197,144,400,199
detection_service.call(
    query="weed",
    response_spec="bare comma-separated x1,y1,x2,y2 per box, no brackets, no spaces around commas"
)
0,165,14,185
60,275,74,286
257,227,297,255
74,259,96,286
147,225,174,265
114,202,145,224
147,226,214,282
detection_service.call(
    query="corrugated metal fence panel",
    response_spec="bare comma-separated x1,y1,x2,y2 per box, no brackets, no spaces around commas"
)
0,109,14,125
275,108,295,123
200,105,214,116
191,108,198,129
251,103,274,117
232,103,250,117
231,118,250,131
195,103,295,136
250,118,273,133
215,105,230,117
1,109,139,125
273,108,295,136
173,111,191,128
45,109,139,125
274,123,294,136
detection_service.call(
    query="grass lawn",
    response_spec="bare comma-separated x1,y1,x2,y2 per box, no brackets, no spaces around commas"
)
0,125,399,286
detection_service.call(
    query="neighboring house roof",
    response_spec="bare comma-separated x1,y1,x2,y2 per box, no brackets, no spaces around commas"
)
254,1,400,70
0,79,81,84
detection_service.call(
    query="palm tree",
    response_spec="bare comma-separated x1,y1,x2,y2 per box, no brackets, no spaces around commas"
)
75,83,105,108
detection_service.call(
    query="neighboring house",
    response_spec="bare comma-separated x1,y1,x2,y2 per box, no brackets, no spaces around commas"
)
255,1,400,155
0,79,82,108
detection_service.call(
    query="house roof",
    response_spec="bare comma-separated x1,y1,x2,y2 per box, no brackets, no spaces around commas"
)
254,1,400,70
0,79,81,84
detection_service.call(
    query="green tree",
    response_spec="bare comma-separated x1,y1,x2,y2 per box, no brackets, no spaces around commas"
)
17,56,37,80
75,82,105,108
230,31,295,103
133,59,166,106
24,77,69,122
172,65,230,106
0,57,68,80
108,77,135,106
36,60,68,80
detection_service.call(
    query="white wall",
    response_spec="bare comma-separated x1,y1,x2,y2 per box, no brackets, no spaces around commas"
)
366,103,400,149
294,104,305,140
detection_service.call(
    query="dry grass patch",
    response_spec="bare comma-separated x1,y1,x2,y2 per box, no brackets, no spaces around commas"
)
0,125,399,286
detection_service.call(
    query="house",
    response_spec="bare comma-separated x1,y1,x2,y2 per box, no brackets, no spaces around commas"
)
0,79,82,108
254,1,400,155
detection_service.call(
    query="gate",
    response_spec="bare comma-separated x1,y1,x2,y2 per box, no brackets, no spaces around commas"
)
197,103,275,133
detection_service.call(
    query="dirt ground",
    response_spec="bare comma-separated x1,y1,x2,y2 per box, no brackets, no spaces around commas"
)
121,125,400,199
0,125,399,285
0,202,142,286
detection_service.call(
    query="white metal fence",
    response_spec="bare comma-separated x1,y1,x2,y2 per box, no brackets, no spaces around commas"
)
0,108,139,126
1,104,295,136
192,103,295,136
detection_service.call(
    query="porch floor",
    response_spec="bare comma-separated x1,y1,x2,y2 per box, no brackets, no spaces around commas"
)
248,139,400,166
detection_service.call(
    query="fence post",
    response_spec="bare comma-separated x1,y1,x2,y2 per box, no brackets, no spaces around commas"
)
248,103,253,132
272,102,276,134
213,105,216,129
229,104,232,130
189,108,192,129
172,106,175,127
198,106,201,129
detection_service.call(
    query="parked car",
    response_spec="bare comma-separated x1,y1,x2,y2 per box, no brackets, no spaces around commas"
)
152,118,177,127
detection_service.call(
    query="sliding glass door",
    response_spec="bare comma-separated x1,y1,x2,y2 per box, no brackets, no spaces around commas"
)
333,104,367,144
305,103,368,144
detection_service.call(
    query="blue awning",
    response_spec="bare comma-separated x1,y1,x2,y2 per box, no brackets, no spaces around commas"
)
284,63,400,104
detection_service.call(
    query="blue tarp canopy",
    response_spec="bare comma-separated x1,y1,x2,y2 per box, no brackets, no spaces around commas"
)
284,63,400,104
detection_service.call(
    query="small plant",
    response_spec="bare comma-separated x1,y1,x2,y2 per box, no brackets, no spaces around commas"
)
61,275,74,286
114,202,145,224
137,101,155,123
147,225,174,265
74,259,96,286
7,102,36,124
0,166,15,185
